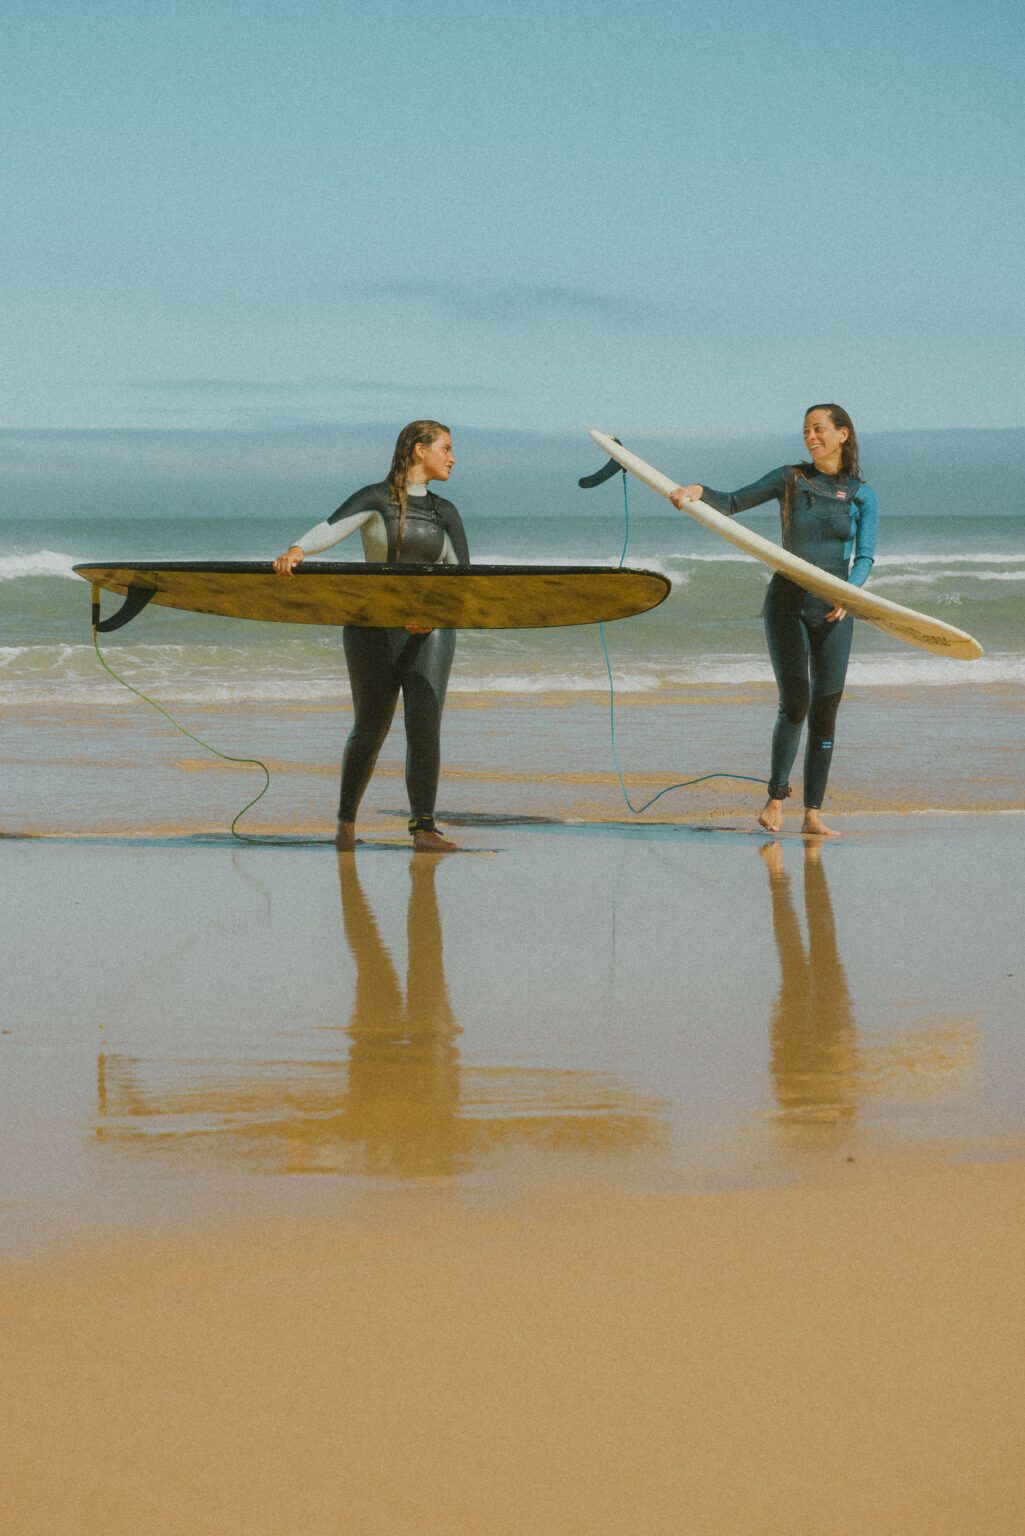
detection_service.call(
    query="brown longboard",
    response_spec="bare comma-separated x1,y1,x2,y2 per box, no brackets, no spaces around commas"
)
73,561,671,632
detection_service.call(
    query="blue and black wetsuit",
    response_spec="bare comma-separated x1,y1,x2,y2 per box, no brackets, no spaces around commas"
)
701,466,878,809
293,481,470,831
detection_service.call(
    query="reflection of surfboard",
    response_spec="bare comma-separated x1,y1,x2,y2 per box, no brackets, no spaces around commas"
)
74,561,670,632
589,431,984,660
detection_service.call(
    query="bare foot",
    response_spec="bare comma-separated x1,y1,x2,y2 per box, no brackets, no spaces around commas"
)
801,809,838,837
758,797,784,833
334,818,356,851
412,827,459,853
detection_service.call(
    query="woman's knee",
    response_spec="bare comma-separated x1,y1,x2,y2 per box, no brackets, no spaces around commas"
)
777,680,809,727
346,717,392,756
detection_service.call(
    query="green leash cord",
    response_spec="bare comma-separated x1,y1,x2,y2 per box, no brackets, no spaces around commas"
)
597,472,766,814
92,624,277,843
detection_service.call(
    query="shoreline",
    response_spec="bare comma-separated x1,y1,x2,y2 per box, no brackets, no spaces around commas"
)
4,674,1024,838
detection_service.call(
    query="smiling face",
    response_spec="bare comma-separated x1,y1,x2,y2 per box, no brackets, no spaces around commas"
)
803,408,848,473
412,432,455,483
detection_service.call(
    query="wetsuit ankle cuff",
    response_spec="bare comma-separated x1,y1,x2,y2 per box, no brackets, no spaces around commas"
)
408,814,436,835
767,782,792,801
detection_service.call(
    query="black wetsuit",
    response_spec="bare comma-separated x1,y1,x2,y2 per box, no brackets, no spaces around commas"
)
296,481,470,828
701,467,879,809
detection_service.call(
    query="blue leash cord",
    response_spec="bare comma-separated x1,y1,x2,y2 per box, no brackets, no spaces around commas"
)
597,472,764,814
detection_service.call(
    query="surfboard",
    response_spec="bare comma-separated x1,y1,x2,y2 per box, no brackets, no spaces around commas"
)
73,560,670,632
589,431,984,660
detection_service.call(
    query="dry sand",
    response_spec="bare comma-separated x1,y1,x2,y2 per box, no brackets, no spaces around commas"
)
3,1161,1024,1535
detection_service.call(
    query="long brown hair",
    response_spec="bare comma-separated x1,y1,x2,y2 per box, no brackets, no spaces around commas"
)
385,420,450,558
782,403,862,537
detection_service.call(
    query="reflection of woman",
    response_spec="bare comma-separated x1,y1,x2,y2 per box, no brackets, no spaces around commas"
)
93,852,668,1172
338,852,464,1177
275,421,469,851
671,405,878,835
760,841,858,1127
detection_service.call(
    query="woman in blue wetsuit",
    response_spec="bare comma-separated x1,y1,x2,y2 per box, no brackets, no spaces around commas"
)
274,420,469,852
670,404,878,836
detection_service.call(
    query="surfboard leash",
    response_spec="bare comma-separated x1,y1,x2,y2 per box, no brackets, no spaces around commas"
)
596,623,766,813
91,614,281,843
589,459,766,814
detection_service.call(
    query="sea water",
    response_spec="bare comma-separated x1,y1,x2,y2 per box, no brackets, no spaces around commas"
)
3,509,1023,708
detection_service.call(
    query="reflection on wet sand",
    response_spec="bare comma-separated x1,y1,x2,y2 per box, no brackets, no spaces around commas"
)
337,852,461,1176
762,841,859,1131
762,841,978,1140
95,852,667,1180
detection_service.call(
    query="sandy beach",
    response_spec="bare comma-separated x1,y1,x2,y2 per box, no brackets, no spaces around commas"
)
4,1162,1025,1536
6,0,1025,1521
3,679,1025,1534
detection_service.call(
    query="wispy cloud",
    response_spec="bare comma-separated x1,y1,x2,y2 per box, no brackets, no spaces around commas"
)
324,279,666,329
126,377,508,397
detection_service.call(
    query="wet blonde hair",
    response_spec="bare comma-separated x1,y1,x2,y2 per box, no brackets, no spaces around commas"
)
385,420,450,558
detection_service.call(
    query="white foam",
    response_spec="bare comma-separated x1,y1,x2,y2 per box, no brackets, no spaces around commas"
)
874,551,1025,567
0,549,82,581
2,640,1023,706
474,555,684,581
845,652,1025,685
684,654,1025,687
873,570,1025,588
448,671,663,694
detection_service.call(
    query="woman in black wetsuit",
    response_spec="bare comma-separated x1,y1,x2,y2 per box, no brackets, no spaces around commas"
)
670,404,879,837
274,420,469,852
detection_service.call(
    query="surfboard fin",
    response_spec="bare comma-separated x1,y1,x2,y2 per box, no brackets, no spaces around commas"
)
578,438,624,488
93,584,158,632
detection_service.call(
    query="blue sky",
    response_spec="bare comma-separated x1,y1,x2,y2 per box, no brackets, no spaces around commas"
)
3,0,1023,442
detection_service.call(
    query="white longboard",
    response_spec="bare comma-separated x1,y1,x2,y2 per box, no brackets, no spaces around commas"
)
589,431,983,660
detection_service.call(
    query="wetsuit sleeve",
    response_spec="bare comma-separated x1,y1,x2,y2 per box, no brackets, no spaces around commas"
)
291,483,382,554
847,485,879,587
439,502,470,565
699,467,788,517
294,509,375,555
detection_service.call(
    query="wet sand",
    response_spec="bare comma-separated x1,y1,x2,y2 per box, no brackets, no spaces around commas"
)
3,817,1024,1246
3,686,1025,1531
4,677,1025,838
